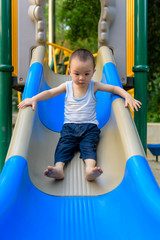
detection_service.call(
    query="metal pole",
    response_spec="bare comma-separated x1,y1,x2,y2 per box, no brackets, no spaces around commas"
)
0,0,13,171
52,0,56,43
48,0,56,66
133,0,149,153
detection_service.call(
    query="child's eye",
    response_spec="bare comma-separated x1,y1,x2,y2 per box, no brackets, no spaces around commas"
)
75,73,79,76
85,73,89,76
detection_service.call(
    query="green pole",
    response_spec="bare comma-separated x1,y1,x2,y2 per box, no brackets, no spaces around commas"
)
0,0,13,172
133,0,149,153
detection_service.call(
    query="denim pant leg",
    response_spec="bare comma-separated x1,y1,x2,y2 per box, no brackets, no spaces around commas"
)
79,124,100,161
54,124,79,164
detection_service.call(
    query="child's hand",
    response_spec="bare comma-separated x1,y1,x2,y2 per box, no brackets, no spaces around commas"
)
18,98,37,111
124,95,142,111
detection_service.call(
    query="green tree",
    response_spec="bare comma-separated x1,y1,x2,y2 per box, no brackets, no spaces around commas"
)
147,0,160,122
58,0,100,52
55,0,66,44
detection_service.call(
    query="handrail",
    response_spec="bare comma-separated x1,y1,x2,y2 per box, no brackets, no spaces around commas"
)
47,42,73,53
47,42,73,74
46,42,97,75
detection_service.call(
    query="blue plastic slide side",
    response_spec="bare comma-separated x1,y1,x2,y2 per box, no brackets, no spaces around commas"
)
0,156,27,221
38,79,66,132
103,62,123,101
0,156,160,240
103,62,123,87
22,62,43,100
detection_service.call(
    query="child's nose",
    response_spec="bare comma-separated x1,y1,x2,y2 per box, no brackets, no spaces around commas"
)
79,75,84,80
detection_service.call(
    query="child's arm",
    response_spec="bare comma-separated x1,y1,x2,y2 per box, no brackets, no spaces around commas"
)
94,82,142,111
18,82,66,110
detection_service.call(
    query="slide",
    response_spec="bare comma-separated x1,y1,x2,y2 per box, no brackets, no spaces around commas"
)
0,46,160,240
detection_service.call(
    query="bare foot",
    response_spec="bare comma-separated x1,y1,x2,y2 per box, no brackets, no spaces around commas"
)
44,166,64,180
86,167,103,181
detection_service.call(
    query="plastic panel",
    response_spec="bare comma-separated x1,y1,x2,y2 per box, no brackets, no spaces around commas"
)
1,156,160,239
22,62,43,100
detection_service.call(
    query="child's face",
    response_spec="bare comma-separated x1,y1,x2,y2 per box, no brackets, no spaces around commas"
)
68,57,95,87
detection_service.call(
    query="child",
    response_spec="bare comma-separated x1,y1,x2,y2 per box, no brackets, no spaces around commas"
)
18,49,142,181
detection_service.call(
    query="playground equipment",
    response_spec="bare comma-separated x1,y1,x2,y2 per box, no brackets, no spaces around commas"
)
0,0,46,170
147,123,160,162
133,0,149,153
0,1,13,172
148,144,160,162
1,0,158,239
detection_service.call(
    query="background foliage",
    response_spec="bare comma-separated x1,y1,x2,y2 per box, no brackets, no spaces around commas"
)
147,0,160,122
57,0,100,52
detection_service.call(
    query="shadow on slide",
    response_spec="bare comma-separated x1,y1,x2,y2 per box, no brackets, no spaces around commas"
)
0,46,160,240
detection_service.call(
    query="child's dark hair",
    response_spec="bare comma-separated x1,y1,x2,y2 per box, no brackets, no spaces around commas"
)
69,49,95,68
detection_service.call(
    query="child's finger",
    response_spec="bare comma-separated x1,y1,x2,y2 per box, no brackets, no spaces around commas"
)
135,99,142,105
134,101,142,110
18,103,22,108
136,102,141,109
124,100,129,108
134,104,138,111
137,100,142,105
32,103,36,111
129,103,134,112
18,101,27,109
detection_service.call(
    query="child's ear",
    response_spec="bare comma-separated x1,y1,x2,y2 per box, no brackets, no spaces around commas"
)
68,68,71,74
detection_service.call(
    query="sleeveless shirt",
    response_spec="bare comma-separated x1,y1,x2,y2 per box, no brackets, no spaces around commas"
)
64,80,98,125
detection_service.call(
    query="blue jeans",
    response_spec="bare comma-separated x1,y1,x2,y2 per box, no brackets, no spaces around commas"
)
54,123,100,164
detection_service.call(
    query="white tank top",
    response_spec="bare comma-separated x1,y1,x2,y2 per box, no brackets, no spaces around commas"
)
64,80,98,125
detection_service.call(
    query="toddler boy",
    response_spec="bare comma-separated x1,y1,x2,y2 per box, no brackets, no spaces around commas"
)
18,49,141,181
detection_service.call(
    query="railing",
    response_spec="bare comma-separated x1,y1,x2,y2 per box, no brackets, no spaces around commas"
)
47,42,97,75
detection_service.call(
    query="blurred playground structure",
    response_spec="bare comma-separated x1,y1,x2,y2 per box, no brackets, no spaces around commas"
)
1,0,160,239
